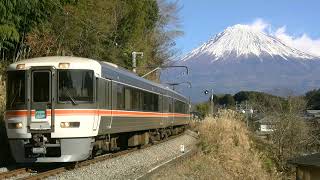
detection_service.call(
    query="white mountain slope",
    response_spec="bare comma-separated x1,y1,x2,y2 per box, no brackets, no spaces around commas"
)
162,24,320,102
182,24,316,61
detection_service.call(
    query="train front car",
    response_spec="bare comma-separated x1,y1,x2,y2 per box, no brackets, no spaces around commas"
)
5,57,101,163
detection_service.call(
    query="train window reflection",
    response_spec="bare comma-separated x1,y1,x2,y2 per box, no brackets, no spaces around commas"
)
7,71,25,107
58,70,94,102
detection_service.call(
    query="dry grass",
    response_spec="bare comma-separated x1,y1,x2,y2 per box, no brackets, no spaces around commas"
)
150,110,279,180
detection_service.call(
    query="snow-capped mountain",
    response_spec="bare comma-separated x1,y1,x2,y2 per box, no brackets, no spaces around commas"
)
162,24,320,102
182,24,316,61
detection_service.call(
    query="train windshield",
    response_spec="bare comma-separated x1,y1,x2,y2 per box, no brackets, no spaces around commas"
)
58,70,94,103
7,71,26,107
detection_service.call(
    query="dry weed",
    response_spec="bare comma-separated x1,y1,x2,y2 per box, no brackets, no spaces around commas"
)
151,109,279,180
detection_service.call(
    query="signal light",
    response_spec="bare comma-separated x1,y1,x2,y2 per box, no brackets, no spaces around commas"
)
204,90,209,94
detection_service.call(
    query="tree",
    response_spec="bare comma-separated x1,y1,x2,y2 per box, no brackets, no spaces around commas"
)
233,91,286,113
270,114,310,172
305,89,320,109
218,94,235,107
25,0,177,78
1,0,182,83
234,91,250,102
0,0,68,61
195,103,209,119
260,96,316,173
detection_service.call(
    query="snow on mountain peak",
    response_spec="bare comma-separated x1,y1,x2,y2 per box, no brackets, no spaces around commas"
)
182,24,316,61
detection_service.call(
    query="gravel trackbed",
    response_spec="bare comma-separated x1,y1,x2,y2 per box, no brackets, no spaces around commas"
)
49,131,198,180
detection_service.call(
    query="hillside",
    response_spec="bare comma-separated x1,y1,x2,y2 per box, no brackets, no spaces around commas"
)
148,110,279,179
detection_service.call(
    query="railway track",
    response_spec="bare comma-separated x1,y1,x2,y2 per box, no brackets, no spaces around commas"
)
0,168,28,179
1,132,185,180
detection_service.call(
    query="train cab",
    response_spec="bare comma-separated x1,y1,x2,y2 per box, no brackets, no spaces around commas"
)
6,57,101,162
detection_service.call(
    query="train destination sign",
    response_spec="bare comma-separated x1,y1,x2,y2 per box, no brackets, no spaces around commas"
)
35,110,46,119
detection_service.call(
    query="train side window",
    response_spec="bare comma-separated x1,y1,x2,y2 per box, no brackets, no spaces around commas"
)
174,100,178,113
174,100,185,113
98,79,106,108
169,98,173,113
105,81,111,108
174,100,177,113
153,94,159,112
116,84,124,110
131,88,140,111
163,96,169,113
158,95,162,112
125,87,132,110
142,92,150,111
141,91,145,111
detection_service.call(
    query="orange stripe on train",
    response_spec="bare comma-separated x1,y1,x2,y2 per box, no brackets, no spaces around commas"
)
5,109,190,118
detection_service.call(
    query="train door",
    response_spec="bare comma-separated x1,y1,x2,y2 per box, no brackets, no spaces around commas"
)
27,67,56,132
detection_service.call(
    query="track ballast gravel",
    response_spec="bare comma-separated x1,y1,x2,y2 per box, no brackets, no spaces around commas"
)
49,131,198,180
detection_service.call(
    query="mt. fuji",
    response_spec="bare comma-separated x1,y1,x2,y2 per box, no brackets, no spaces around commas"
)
162,24,320,102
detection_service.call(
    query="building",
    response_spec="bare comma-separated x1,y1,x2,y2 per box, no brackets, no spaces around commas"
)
306,110,320,118
289,153,320,180
256,116,277,136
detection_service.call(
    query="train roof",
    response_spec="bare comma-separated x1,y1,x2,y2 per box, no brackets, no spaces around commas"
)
7,56,102,73
8,56,188,102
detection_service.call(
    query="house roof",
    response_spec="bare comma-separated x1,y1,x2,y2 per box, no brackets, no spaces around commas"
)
288,153,320,167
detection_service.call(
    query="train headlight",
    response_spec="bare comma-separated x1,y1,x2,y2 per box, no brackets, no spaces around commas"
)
8,122,23,129
16,64,25,70
16,122,23,129
58,63,70,69
60,122,80,128
60,122,70,128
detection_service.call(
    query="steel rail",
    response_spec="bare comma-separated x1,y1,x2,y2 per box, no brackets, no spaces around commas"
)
0,168,28,179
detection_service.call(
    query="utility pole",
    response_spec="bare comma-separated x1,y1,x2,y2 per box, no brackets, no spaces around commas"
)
204,88,214,117
132,51,143,73
211,89,214,117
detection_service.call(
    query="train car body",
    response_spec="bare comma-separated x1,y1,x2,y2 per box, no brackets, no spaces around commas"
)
5,56,190,163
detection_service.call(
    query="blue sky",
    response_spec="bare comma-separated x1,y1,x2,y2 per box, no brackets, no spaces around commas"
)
175,0,320,56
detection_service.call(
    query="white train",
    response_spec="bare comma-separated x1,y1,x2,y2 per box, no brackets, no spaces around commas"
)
5,56,190,163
